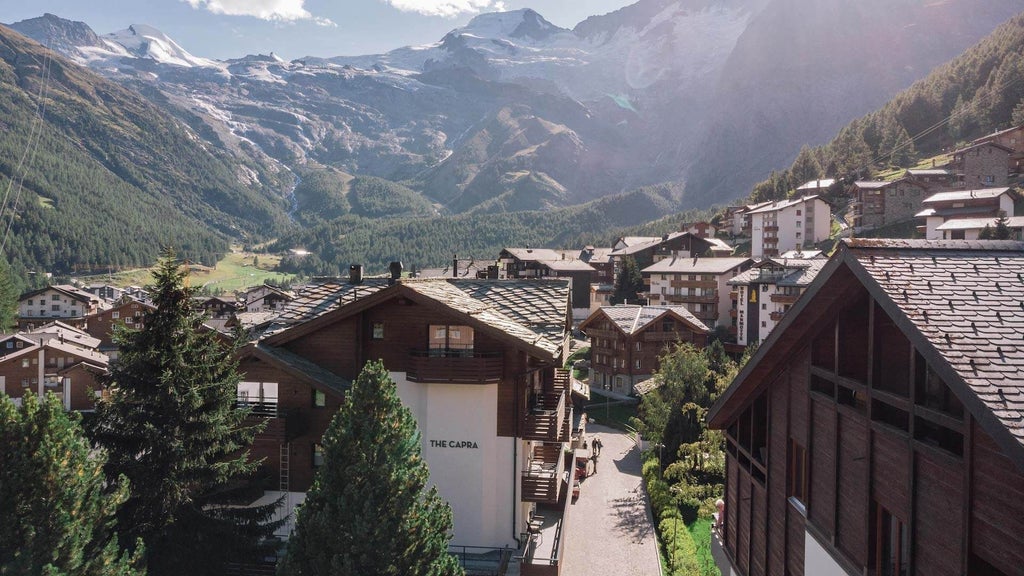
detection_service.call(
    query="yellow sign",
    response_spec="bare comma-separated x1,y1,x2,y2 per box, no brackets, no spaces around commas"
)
749,289,758,303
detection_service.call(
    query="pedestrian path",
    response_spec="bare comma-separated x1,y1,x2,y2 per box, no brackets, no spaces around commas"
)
561,424,661,576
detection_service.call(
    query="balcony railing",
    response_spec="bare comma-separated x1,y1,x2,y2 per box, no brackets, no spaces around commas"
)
770,293,799,304
522,444,565,504
523,390,568,442
770,311,785,322
236,397,280,417
407,350,503,383
643,331,682,342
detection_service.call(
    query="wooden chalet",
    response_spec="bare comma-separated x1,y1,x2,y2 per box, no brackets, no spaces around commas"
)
84,297,154,355
17,284,104,330
238,274,576,574
708,239,1024,576
579,305,709,396
0,324,107,411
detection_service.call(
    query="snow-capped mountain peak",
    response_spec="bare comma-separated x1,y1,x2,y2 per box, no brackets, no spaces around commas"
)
462,8,567,42
102,24,218,68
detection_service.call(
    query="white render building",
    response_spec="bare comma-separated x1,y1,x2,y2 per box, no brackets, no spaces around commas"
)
642,256,752,330
747,195,831,258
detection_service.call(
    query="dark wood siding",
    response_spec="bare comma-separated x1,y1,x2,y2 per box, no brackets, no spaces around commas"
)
727,455,739,556
790,353,809,447
836,411,868,566
768,372,789,576
809,397,836,536
872,430,910,520
739,475,751,574
971,424,1024,573
913,450,963,576
286,317,359,378
786,504,805,576
751,482,767,576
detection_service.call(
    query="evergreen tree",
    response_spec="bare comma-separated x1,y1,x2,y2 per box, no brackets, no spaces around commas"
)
88,249,279,576
789,145,823,187
0,257,18,331
993,212,1013,239
611,255,645,305
0,393,145,576
280,360,463,576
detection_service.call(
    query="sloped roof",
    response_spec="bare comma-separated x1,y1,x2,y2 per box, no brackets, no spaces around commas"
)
589,305,709,335
922,188,1012,204
906,168,954,177
581,247,614,265
271,278,390,327
709,238,1024,470
796,178,835,190
264,278,569,361
250,343,351,397
25,322,102,350
610,232,712,257
416,258,491,279
19,284,100,304
953,140,1014,154
745,195,821,216
727,258,825,287
642,256,751,275
935,216,1024,231
854,180,892,190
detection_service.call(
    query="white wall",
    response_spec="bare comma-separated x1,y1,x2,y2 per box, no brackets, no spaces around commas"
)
750,213,766,258
812,199,831,245
805,529,855,576
393,373,517,549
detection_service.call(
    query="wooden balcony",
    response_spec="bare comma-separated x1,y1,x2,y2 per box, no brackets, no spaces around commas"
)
521,444,565,504
770,293,799,305
407,350,503,383
770,311,785,322
523,390,569,443
643,331,680,342
669,280,717,289
583,328,617,339
729,309,738,318
763,225,779,232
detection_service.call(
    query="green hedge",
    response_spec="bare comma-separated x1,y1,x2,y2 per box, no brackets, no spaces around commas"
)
642,454,702,576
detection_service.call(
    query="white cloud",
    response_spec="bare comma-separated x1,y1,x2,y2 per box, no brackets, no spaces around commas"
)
183,0,336,25
382,0,507,18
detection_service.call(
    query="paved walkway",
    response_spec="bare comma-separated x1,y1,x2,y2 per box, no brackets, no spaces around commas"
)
561,424,661,576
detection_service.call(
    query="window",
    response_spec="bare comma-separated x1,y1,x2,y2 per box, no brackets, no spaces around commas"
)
4,341,11,349
51,294,59,301
312,444,324,468
428,324,474,356
51,304,60,311
21,358,29,368
372,322,385,339
112,311,120,319
796,209,802,216
635,359,641,369
125,317,134,325
313,389,326,408
27,299,33,306
635,342,641,352
788,439,808,506
871,502,908,576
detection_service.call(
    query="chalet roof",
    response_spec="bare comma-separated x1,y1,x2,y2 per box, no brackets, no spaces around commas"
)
581,247,614,265
271,278,391,327
251,343,350,397
587,304,709,336
416,258,490,278
796,178,835,190
915,206,996,219
922,188,1012,204
935,216,1024,231
745,195,821,216
230,311,281,330
407,279,569,356
42,340,108,365
854,180,892,190
953,140,1014,155
25,322,101,350
634,374,664,396
609,232,712,257
906,168,954,177
642,256,751,275
543,259,596,272
709,238,1024,470
726,258,825,287
264,278,569,360
971,123,1024,144
615,236,660,248
501,248,571,262
778,249,824,259
706,238,735,254
19,284,99,304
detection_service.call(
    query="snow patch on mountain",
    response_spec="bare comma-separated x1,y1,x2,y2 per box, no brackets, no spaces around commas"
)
103,24,221,68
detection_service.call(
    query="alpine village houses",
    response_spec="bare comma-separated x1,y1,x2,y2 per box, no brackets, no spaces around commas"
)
708,239,1024,576
578,305,709,396
236,268,581,575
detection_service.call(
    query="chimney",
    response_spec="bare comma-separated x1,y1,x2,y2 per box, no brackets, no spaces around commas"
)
349,264,363,285
388,261,403,285
453,254,458,278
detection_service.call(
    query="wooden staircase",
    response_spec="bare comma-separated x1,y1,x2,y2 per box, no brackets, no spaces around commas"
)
279,443,290,493
521,444,564,504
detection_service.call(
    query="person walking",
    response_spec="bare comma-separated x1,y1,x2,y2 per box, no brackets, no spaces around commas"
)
593,436,603,457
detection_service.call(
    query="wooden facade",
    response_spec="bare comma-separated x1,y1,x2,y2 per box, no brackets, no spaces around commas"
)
709,240,1024,576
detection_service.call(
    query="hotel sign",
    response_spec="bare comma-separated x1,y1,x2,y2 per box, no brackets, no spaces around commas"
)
429,439,479,449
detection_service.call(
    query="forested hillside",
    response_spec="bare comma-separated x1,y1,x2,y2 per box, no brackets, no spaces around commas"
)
745,11,1024,203
0,25,291,279
273,183,700,275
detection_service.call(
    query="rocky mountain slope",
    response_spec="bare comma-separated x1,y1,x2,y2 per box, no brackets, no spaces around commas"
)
15,1,1022,216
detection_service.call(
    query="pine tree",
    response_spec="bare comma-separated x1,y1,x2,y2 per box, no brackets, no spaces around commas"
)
0,393,145,576
611,255,645,305
279,360,463,576
789,145,823,187
993,212,1013,239
0,257,18,331
88,249,280,576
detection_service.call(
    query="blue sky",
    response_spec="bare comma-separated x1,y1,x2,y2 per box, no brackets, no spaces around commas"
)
3,0,635,60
